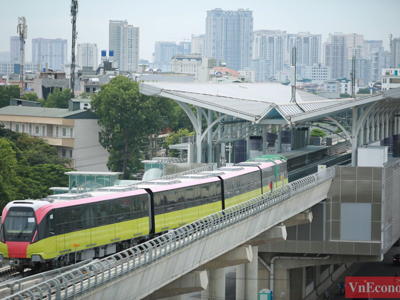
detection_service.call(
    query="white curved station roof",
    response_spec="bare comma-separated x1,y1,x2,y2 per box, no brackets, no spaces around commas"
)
139,82,400,124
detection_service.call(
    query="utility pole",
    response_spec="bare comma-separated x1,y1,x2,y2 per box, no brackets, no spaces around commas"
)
17,17,27,99
351,55,356,98
389,34,393,68
70,0,78,99
290,46,297,103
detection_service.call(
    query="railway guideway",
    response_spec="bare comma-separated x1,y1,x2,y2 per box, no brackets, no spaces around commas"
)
3,168,335,300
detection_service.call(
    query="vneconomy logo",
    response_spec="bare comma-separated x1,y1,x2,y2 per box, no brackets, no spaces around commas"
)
346,277,400,298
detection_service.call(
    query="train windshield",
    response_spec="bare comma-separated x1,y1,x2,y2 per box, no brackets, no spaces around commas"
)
4,208,36,242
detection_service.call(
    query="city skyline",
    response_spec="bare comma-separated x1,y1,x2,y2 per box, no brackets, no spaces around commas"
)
1,0,399,62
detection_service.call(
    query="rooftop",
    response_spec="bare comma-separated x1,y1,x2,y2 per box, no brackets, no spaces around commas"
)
0,106,95,118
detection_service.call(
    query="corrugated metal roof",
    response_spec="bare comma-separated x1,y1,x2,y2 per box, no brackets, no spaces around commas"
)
0,106,89,118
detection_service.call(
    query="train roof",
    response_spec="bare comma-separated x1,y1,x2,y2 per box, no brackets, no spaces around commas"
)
141,176,221,193
4,200,49,212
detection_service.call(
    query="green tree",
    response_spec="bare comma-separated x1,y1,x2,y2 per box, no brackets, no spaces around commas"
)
310,128,327,137
91,76,174,178
340,93,351,98
0,139,21,208
43,88,71,108
23,93,39,102
358,88,370,94
164,128,193,157
0,85,20,108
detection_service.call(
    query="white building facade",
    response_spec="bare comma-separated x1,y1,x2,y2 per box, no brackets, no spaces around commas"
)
32,38,68,71
288,32,322,66
391,37,400,68
382,68,400,91
323,33,348,79
191,34,205,56
77,43,98,69
304,64,331,83
171,55,202,80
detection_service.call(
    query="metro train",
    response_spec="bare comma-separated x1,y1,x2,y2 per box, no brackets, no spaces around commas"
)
0,156,287,271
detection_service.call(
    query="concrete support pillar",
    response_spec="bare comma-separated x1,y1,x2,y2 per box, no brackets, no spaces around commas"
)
201,269,225,300
274,267,291,300
398,116,400,134
351,107,358,166
196,107,202,163
277,126,282,153
246,126,250,160
245,246,258,300
229,124,233,163
236,264,245,300
306,126,311,145
207,110,213,163
365,117,370,144
262,126,267,154
289,267,305,300
290,123,294,150
359,126,364,146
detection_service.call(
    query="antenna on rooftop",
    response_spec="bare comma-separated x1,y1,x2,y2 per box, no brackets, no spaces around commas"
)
290,46,297,103
17,16,27,99
389,34,393,68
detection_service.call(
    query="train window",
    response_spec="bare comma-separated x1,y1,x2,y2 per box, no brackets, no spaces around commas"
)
186,188,193,202
168,190,178,205
96,202,108,226
201,184,209,199
154,193,164,208
46,213,54,236
55,208,70,234
193,185,201,202
178,189,186,203
118,198,133,221
71,207,84,231
85,206,96,228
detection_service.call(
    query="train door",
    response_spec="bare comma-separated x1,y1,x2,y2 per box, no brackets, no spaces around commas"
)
55,209,67,254
164,190,179,230
153,192,165,233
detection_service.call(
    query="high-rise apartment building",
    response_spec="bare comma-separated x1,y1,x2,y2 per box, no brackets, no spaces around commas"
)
32,38,68,71
109,20,139,72
346,33,364,58
178,42,191,56
288,32,322,66
391,37,400,68
77,43,98,69
370,47,390,81
0,51,10,62
363,40,383,59
191,35,205,56
347,58,372,85
154,42,178,63
323,33,348,79
205,8,253,70
252,30,285,75
10,36,21,62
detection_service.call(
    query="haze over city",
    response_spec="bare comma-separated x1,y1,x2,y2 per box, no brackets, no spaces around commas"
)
1,0,400,61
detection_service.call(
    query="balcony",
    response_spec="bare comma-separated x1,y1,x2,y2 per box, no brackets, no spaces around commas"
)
32,133,75,147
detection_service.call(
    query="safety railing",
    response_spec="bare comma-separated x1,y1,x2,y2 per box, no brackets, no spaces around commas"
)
4,167,335,300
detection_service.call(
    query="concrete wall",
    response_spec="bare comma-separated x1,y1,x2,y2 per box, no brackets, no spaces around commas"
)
260,166,384,256
73,119,109,171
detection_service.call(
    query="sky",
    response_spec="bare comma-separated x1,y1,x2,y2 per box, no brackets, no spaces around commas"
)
1,0,400,62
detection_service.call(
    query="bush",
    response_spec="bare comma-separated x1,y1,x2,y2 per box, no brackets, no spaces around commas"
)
310,128,327,138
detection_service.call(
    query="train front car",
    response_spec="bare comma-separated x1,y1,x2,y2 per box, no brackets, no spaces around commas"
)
0,200,50,271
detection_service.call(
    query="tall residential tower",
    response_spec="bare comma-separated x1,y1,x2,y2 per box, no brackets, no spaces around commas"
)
205,8,253,70
32,38,68,71
77,43,98,69
109,20,139,72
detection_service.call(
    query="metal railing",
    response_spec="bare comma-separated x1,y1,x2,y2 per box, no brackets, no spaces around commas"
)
4,167,335,300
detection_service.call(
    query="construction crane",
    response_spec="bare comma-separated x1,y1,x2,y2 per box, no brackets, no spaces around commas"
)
17,17,27,99
70,0,78,99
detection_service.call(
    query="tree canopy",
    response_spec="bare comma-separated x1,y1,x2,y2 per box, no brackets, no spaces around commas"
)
0,125,72,210
164,128,193,157
0,85,19,108
41,88,71,108
310,128,327,138
91,76,175,178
